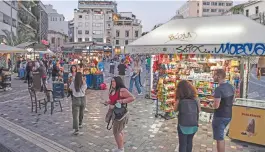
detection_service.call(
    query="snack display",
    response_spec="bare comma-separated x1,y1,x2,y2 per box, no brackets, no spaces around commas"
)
152,54,241,114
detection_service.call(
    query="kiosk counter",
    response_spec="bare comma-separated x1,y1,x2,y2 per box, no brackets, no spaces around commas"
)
229,98,265,146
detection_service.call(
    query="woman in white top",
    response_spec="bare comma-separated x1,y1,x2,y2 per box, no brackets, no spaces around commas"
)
128,58,142,95
69,72,87,135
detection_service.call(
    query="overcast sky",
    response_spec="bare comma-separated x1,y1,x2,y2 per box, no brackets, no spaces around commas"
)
42,1,245,32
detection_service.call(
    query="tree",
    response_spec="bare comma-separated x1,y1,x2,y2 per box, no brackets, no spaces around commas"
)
229,4,244,14
0,28,36,46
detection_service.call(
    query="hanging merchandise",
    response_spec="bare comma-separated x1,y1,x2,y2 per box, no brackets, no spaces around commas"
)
152,54,242,118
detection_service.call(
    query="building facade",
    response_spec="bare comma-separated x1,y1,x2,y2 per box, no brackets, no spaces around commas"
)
47,30,68,52
111,12,142,54
0,0,18,40
38,1,48,41
244,0,265,22
68,19,74,42
177,0,233,18
73,0,117,43
45,4,68,35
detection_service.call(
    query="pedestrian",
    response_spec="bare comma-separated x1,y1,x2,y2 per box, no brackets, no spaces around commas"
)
211,69,234,152
109,59,115,76
16,58,22,77
98,57,105,73
69,72,87,135
25,61,33,86
146,56,151,73
52,62,60,81
38,61,47,92
67,65,77,98
105,76,135,152
129,58,142,95
175,80,200,152
7,58,12,71
117,59,126,83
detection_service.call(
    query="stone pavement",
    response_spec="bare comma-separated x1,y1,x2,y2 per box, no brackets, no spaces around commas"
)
0,77,264,152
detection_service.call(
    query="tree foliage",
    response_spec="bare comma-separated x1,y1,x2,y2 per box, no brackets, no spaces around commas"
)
229,4,244,14
0,27,36,46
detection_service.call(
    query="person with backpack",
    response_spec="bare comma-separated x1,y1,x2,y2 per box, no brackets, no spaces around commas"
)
69,72,87,135
175,80,200,152
104,76,135,152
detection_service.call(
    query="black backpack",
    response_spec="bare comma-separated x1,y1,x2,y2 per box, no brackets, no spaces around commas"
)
178,99,199,127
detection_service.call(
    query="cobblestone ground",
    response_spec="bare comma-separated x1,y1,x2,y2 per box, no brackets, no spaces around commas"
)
0,76,264,152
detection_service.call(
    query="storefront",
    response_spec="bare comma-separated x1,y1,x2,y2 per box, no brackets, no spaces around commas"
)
126,14,265,144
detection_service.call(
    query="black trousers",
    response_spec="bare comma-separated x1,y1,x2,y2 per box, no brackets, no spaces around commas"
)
178,126,195,152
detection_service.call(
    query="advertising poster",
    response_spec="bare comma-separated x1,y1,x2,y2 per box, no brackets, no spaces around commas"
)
229,106,265,146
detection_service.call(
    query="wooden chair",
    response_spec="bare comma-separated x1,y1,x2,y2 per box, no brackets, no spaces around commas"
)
28,87,47,113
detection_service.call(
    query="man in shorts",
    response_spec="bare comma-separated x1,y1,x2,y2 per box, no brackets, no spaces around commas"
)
212,69,234,152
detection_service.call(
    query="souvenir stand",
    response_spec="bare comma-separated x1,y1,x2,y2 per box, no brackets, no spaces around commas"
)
126,15,265,125
0,44,27,90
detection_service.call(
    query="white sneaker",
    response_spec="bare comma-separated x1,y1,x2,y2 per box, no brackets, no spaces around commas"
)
138,92,143,96
112,148,124,152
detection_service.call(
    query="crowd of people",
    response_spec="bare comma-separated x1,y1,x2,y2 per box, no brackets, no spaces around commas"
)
11,54,233,152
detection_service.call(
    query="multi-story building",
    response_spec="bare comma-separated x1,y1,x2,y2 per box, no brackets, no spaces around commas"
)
0,0,18,42
38,1,48,41
73,0,117,43
47,30,68,52
68,19,74,42
244,0,265,22
16,0,48,43
45,4,68,51
45,4,68,35
177,0,233,18
112,12,142,54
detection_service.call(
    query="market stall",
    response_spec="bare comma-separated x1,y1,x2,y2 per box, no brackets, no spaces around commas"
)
126,14,265,144
0,44,27,90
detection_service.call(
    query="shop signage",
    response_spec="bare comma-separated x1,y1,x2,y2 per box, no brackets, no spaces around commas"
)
166,32,197,43
128,43,265,56
215,43,265,56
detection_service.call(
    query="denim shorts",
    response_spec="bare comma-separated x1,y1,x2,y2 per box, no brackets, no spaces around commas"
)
212,116,231,140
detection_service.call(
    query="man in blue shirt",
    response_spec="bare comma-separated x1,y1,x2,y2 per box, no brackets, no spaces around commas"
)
212,69,234,152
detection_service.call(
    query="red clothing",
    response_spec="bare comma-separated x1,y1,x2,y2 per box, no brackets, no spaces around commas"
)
109,91,120,105
109,90,125,105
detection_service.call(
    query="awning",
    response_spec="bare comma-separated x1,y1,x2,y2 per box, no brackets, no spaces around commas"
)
16,42,48,52
0,44,27,53
126,15,265,56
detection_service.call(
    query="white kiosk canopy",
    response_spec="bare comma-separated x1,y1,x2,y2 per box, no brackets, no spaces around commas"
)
126,15,265,56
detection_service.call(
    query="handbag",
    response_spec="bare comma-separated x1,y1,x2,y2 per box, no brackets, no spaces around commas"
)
106,89,128,130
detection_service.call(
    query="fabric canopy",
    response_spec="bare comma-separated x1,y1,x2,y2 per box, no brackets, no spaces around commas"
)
0,44,27,53
126,15,265,56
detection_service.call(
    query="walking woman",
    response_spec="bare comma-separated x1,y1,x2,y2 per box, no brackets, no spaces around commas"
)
175,80,200,152
105,76,135,152
67,65,77,98
128,58,142,95
69,72,87,135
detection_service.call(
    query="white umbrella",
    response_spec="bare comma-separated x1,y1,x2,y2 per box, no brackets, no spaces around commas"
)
0,44,27,53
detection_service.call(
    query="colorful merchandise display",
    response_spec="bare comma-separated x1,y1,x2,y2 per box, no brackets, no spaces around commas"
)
152,54,241,114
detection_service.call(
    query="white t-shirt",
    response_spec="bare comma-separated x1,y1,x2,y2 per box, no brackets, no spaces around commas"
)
69,82,87,97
